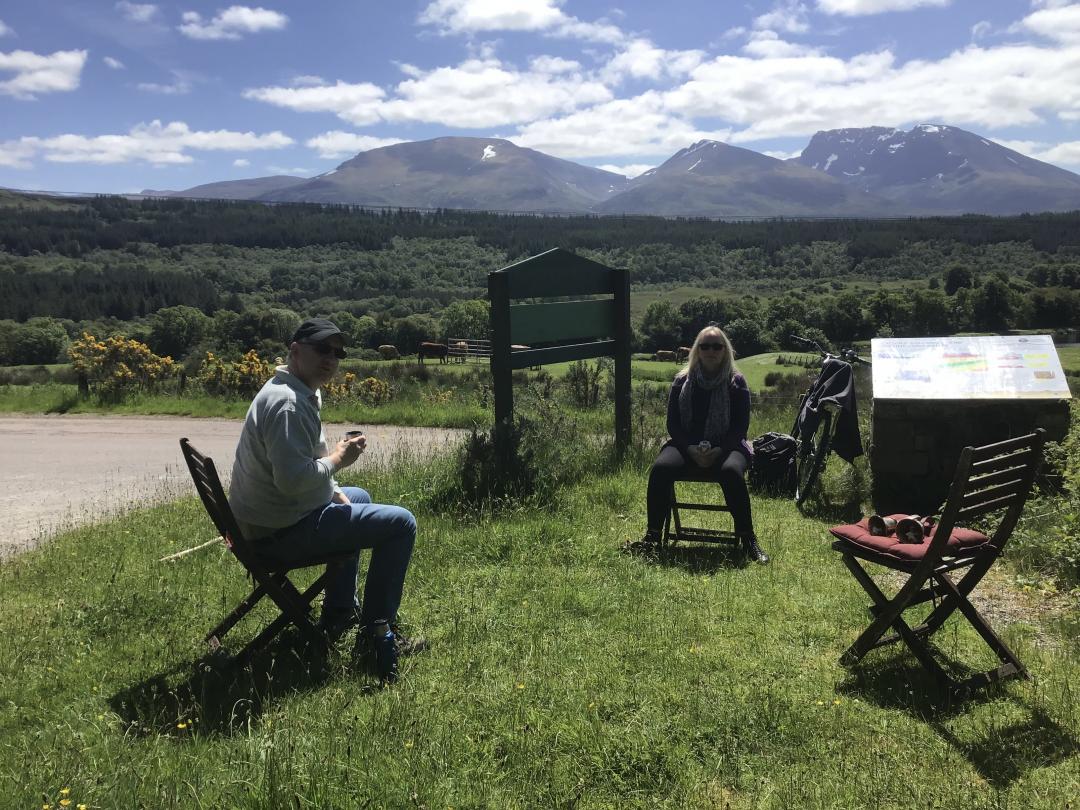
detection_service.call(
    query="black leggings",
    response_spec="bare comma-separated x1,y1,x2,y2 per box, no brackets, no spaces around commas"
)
646,445,754,535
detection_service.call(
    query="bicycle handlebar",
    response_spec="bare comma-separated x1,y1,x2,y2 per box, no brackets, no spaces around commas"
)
789,334,870,366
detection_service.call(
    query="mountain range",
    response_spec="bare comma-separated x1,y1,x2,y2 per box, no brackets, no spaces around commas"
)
142,124,1080,217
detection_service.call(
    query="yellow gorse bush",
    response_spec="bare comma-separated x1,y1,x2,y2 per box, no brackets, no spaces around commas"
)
323,373,392,407
197,349,275,399
68,332,176,401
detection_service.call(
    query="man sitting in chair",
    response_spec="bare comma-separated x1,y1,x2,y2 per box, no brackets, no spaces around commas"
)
229,317,421,680
637,324,768,563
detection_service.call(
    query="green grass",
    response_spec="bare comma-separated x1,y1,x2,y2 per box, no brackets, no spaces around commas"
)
1,446,1078,807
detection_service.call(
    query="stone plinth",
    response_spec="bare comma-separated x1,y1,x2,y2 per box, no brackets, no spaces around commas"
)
871,398,1070,515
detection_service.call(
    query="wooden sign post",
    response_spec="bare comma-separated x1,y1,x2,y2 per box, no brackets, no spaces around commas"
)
488,248,631,457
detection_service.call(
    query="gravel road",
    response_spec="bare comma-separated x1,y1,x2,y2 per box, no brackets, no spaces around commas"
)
0,414,465,559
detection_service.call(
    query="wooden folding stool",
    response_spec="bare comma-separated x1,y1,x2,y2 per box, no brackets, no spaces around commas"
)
663,466,745,548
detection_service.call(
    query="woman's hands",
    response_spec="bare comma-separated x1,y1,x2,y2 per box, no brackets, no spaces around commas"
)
687,445,723,468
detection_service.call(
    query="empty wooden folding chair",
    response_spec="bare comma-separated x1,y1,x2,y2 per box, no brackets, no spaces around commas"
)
828,430,1045,695
180,437,355,666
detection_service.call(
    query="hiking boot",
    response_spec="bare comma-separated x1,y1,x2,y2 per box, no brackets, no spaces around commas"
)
742,535,770,564
369,620,399,682
622,529,662,555
390,624,428,657
317,605,362,642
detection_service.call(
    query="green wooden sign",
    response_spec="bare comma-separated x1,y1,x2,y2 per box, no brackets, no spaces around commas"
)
488,247,631,456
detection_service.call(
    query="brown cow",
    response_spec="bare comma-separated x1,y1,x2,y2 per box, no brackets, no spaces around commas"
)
377,344,399,360
654,350,676,362
676,346,691,361
417,341,448,364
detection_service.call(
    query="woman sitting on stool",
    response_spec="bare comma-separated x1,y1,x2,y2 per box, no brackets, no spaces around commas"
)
639,324,768,563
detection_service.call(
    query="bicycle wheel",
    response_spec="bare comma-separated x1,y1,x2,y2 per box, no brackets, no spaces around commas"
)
795,409,834,506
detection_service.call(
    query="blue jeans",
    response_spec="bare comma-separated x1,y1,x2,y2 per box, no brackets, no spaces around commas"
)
259,487,417,626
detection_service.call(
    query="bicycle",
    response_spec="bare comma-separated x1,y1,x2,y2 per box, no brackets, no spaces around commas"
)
788,335,870,508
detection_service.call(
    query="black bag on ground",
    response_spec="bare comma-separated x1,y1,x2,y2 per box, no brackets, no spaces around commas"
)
749,432,797,495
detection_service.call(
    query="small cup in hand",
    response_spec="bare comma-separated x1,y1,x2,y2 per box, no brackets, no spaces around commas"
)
344,429,366,453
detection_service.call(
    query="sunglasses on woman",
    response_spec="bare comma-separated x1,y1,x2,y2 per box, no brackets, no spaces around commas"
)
698,342,726,352
302,341,347,359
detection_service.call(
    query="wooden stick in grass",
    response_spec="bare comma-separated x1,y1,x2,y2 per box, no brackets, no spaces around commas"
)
159,536,223,562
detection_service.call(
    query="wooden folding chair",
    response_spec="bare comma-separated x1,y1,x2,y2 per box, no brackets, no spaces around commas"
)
662,467,744,548
829,430,1045,695
180,438,355,666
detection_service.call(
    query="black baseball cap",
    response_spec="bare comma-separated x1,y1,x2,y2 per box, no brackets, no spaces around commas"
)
290,318,344,346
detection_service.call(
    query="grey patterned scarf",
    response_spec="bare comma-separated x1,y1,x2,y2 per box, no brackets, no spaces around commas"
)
678,367,731,446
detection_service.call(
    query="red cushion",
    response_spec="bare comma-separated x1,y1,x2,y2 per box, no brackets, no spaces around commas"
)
829,514,990,561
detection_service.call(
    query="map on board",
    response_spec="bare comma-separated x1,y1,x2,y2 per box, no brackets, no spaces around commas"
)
871,335,1073,400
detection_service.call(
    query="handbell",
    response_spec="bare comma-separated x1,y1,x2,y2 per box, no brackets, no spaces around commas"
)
867,515,897,536
895,515,926,544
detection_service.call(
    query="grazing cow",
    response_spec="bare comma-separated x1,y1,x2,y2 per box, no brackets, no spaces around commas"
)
377,344,400,361
452,340,469,363
676,346,691,362
417,341,449,364
654,350,677,362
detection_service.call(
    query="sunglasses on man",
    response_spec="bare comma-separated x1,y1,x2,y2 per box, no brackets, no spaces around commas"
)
301,341,347,359
698,342,726,352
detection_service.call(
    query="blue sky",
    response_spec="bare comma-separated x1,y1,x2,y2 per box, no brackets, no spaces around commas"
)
2,0,1079,192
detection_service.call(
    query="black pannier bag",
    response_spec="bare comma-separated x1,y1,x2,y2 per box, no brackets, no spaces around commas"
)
749,432,797,495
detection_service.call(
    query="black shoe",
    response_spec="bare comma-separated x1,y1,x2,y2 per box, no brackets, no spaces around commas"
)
317,606,362,641
622,530,661,555
743,535,770,564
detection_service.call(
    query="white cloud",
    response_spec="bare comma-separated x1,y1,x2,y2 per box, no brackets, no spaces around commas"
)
103,56,126,70
247,58,611,129
662,41,1080,144
996,138,1080,170
593,162,653,178
137,70,192,94
266,165,312,176
742,30,824,58
179,5,288,40
1021,3,1080,43
755,2,811,33
970,20,992,41
603,38,704,83
0,139,37,169
816,0,950,14
305,131,406,159
1,120,293,167
763,148,803,160
511,91,731,158
116,2,159,23
418,0,623,43
244,80,386,126
0,19,15,37
0,49,87,99
233,158,250,167
530,55,581,74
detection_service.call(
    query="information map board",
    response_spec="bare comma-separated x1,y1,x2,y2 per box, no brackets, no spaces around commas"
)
872,335,1072,400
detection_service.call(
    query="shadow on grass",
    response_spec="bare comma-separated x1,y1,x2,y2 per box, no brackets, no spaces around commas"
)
837,656,1080,788
623,540,749,574
45,391,82,414
109,630,378,738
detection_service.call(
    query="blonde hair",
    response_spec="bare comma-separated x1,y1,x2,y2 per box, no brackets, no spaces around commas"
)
682,325,738,380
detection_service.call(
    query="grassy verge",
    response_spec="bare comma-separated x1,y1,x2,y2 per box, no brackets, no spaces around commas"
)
2,445,1078,807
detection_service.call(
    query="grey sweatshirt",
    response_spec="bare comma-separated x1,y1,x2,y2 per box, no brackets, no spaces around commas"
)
229,366,339,537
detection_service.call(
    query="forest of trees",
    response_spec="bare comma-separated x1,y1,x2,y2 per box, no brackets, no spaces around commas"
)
0,194,1078,365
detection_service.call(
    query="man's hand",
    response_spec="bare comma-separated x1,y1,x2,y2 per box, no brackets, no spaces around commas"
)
329,433,366,470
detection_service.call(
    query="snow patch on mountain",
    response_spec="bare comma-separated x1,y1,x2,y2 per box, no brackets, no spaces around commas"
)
482,145,497,160
823,153,839,172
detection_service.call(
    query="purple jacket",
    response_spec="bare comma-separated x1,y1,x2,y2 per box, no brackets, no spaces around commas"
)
666,371,753,459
